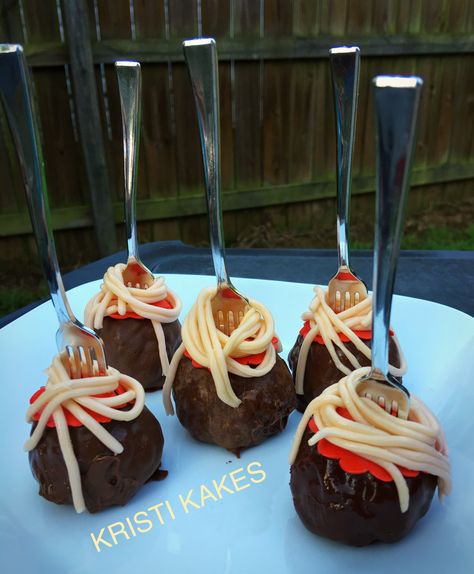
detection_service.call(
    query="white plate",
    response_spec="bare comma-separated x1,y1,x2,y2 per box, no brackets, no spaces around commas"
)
1,275,473,574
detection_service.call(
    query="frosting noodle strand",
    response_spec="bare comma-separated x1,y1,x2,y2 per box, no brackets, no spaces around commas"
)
25,355,145,513
295,287,407,394
289,366,451,512
84,264,182,376
163,286,278,414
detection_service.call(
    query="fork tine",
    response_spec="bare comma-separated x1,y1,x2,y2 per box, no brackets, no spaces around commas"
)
81,347,94,378
228,310,235,334
67,345,81,379
217,310,225,332
94,348,107,376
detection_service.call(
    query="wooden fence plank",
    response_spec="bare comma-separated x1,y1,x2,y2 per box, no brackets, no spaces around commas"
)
24,0,60,42
141,64,179,198
218,60,234,190
346,0,372,35
172,62,203,195
293,0,319,37
0,104,23,212
201,0,230,39
18,34,474,67
264,0,294,37
327,0,348,36
288,60,317,183
151,218,180,244
1,0,25,43
311,60,328,180
449,55,474,161
415,56,436,167
95,0,131,39
323,58,336,177
448,0,470,33
62,0,116,255
133,0,165,38
32,67,86,206
372,0,397,36
3,161,473,236
168,0,198,41
200,5,234,189
421,0,449,34
232,61,261,189
233,0,262,191
262,60,291,186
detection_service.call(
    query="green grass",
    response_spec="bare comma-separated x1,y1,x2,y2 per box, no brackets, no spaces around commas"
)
403,224,474,250
352,224,474,250
0,285,48,318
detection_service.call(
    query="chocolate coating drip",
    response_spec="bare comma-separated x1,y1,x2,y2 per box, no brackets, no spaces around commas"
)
172,354,296,454
290,427,437,546
97,318,181,391
288,335,402,412
29,406,165,513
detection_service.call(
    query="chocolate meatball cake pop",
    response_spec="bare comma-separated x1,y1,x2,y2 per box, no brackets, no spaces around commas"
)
289,367,451,546
84,264,182,391
26,354,165,513
288,287,406,412
163,287,296,455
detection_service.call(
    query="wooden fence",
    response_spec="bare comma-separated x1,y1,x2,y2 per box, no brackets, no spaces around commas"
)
0,0,473,267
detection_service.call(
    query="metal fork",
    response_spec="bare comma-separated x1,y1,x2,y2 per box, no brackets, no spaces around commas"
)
0,44,107,378
355,75,423,419
183,38,249,335
115,61,155,289
327,47,368,312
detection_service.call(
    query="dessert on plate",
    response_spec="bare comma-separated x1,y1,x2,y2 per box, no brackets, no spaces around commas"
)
289,367,451,545
288,48,405,413
288,287,406,411
290,71,451,547
84,264,182,391
163,286,296,455
82,61,182,392
25,353,165,513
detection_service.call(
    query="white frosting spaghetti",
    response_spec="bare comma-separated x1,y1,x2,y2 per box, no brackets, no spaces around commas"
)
25,354,145,513
163,286,279,414
295,287,407,394
289,367,451,512
84,263,182,376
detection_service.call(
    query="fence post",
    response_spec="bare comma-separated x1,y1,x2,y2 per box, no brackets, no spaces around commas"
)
62,0,116,256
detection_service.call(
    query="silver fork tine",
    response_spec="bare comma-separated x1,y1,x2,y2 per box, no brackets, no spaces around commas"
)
82,347,94,378
68,347,81,379
95,348,107,376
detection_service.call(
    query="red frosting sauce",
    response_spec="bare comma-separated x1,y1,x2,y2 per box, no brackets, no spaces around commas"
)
108,298,174,320
185,337,280,369
299,320,394,345
29,385,130,428
308,407,419,482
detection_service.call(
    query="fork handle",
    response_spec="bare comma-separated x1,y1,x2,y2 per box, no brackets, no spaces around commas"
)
115,61,141,261
330,46,360,270
371,76,422,376
183,38,230,287
0,44,75,325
